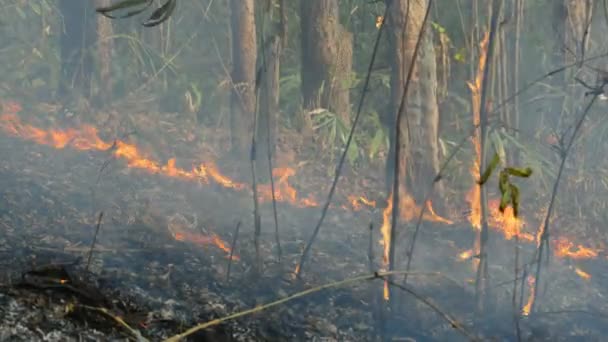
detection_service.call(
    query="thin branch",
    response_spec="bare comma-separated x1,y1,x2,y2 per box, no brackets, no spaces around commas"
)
163,270,445,342
531,87,603,314
78,304,147,341
402,123,480,282
387,280,480,341
85,212,104,273
295,3,390,278
475,0,502,314
226,220,241,282
388,0,433,300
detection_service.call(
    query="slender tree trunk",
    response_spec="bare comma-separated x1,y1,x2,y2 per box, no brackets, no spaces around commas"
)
300,0,353,131
385,0,444,209
58,0,96,100
552,0,592,129
257,35,281,180
230,0,257,156
95,0,114,107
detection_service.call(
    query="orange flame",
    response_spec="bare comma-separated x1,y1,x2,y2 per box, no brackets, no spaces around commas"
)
554,237,599,260
458,248,475,261
380,194,393,300
522,275,535,316
574,267,591,280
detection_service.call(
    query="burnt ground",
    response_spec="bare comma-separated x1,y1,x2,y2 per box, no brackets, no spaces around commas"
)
1,127,608,341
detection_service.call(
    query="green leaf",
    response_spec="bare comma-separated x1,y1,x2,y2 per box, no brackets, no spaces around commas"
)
510,184,520,217
454,48,466,63
143,0,177,27
498,170,509,194
96,0,152,19
431,22,447,34
499,186,511,213
505,167,533,178
478,152,500,185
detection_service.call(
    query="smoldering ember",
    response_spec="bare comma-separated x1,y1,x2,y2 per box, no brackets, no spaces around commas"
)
1,1,608,341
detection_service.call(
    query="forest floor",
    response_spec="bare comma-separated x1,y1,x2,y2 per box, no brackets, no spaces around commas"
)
0,102,607,341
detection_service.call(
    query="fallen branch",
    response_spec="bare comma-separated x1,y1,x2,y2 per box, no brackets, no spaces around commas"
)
163,270,446,342
78,304,148,341
85,212,104,273
226,220,241,282
387,280,479,341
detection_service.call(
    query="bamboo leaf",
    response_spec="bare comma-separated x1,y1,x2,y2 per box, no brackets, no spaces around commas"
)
499,184,511,213
505,167,533,178
498,170,509,194
143,0,177,27
96,0,152,19
510,184,520,217
478,152,500,185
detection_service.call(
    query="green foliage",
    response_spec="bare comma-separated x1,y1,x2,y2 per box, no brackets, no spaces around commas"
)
478,142,533,217
96,0,177,27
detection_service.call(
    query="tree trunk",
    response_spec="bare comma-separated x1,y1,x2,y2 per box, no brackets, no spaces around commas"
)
95,0,114,107
551,0,592,129
58,0,97,100
300,0,353,131
384,0,444,209
230,0,257,157
257,35,281,180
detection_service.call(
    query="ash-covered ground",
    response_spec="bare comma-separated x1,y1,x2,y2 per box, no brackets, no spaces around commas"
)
0,120,607,342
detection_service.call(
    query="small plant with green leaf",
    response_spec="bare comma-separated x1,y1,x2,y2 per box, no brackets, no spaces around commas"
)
478,148,533,217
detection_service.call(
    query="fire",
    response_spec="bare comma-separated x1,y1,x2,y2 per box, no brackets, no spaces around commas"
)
458,248,475,261
1,101,603,286
522,275,535,316
379,194,393,300
347,195,376,211
554,237,599,260
574,267,591,280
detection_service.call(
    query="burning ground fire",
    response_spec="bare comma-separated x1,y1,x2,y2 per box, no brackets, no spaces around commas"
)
454,31,601,313
0,100,602,311
0,101,450,261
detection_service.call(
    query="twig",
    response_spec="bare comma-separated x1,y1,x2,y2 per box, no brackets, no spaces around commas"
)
85,212,104,273
226,220,241,283
366,222,384,340
295,3,390,278
387,280,480,342
78,304,148,341
474,0,502,314
249,6,267,276
512,235,521,341
367,222,374,272
531,88,603,314
266,103,282,263
258,12,282,264
402,123,480,283
163,270,443,342
487,52,608,119
518,265,527,316
388,0,433,300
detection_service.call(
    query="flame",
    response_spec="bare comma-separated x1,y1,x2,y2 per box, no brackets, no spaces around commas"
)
574,267,591,280
379,193,393,300
554,237,599,260
346,195,376,211
458,248,475,261
522,275,535,316
375,16,384,29
1,101,602,283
